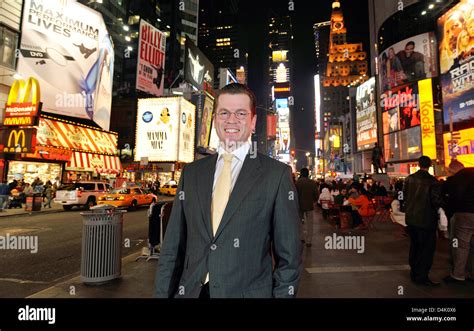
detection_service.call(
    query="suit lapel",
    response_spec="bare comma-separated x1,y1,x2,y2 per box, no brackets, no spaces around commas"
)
214,153,264,240
196,153,218,240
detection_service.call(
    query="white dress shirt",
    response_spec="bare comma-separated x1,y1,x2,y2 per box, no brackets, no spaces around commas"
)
212,141,251,196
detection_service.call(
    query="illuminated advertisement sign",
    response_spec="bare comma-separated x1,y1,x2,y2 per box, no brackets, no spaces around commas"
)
1,128,37,153
267,115,277,139
17,0,114,130
4,77,41,126
378,32,438,93
36,118,118,155
438,0,474,130
136,20,166,97
443,128,474,167
418,79,436,159
184,39,214,90
356,77,377,151
135,97,196,163
198,95,214,148
381,82,421,132
218,68,238,89
272,50,288,62
25,145,72,161
314,75,321,134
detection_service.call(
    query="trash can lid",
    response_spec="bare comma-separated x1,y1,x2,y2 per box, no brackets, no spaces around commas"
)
90,204,116,210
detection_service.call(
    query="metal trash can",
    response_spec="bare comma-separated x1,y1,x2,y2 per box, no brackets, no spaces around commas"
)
25,193,42,212
80,204,126,284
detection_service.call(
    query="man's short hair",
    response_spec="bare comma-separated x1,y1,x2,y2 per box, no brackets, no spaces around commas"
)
406,41,415,48
213,83,257,117
350,182,361,191
418,156,432,169
300,168,309,178
448,159,464,175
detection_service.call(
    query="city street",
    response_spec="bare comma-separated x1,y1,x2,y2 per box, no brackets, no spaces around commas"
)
0,199,172,298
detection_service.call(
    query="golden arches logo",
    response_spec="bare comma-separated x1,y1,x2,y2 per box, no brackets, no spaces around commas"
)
6,130,26,153
7,77,41,105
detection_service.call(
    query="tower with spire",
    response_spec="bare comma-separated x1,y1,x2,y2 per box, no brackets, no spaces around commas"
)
322,0,368,88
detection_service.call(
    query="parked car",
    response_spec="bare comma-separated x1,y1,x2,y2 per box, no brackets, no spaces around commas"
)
159,184,177,196
97,187,157,209
55,182,111,211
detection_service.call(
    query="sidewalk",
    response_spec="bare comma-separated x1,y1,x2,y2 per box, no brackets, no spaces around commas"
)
0,201,64,218
28,210,474,298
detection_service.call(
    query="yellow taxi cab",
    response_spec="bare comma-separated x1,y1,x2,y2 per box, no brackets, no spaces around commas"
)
97,187,157,209
159,184,177,196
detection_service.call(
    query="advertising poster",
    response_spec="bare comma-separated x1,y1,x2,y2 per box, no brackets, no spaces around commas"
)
378,32,438,93
136,20,166,97
198,95,214,147
184,39,214,90
443,128,474,167
178,99,196,163
17,0,114,130
135,97,195,163
437,0,474,130
381,82,421,130
356,77,377,151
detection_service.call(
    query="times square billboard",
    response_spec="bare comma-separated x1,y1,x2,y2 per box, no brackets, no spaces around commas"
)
17,0,114,131
438,0,474,131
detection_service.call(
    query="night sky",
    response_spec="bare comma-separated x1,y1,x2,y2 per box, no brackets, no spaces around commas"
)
201,0,370,162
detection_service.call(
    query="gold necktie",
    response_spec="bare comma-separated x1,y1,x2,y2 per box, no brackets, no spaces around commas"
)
212,153,233,236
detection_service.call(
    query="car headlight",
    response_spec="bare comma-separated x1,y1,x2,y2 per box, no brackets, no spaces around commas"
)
98,196,104,201
118,196,125,200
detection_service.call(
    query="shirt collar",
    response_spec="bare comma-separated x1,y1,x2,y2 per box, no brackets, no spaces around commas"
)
217,140,251,162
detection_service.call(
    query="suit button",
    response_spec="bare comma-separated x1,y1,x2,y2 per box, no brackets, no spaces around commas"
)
210,244,217,251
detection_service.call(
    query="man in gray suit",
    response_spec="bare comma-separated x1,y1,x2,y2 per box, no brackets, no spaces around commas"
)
155,83,302,298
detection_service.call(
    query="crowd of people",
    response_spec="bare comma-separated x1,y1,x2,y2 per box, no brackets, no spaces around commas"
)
0,177,59,211
295,155,474,287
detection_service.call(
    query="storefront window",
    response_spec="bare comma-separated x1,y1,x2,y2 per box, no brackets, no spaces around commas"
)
8,161,62,185
0,26,18,69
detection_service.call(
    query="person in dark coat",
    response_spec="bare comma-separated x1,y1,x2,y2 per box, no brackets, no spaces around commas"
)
403,156,443,286
442,160,474,284
295,168,318,247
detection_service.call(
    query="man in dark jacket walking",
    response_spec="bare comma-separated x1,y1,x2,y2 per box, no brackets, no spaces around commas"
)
295,168,318,247
403,156,443,286
442,161,474,284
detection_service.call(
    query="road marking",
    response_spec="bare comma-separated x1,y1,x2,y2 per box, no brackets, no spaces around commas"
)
306,265,411,274
0,278,50,284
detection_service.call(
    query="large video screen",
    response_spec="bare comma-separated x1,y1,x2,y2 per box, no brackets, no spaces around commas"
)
356,77,377,151
438,0,474,130
383,126,422,162
378,32,438,93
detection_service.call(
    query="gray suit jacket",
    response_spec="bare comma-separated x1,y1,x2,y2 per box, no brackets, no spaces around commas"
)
154,152,302,298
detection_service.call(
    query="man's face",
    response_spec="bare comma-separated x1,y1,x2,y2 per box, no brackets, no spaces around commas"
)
404,44,414,57
214,93,256,146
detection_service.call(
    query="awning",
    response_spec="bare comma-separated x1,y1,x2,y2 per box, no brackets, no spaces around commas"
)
66,152,122,174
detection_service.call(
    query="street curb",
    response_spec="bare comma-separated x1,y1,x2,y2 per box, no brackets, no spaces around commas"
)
0,208,64,218
26,250,146,298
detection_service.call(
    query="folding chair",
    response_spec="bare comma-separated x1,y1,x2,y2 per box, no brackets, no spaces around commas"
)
373,196,393,223
362,200,377,231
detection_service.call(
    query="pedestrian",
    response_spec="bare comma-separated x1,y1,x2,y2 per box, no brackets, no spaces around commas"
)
348,183,375,229
442,160,474,284
8,178,18,193
403,156,443,286
295,168,318,247
43,181,53,208
318,187,334,219
155,83,301,298
0,180,9,211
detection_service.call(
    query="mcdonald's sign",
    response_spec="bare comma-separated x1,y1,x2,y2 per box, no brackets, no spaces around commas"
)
4,77,41,126
1,128,37,153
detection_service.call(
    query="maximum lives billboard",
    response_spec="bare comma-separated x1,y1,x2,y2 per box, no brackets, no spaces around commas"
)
438,0,474,130
136,20,166,97
17,0,114,131
356,77,377,151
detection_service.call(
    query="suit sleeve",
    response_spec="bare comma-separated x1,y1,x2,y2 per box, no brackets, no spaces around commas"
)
271,166,303,298
154,166,187,298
